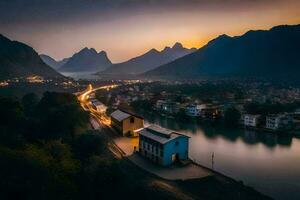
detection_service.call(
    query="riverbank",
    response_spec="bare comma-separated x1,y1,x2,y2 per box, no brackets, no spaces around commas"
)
100,125,272,200
83,86,274,199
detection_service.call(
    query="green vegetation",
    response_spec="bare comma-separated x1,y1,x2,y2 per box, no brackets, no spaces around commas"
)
0,92,192,200
224,107,241,128
244,101,300,115
130,100,153,112
0,92,89,199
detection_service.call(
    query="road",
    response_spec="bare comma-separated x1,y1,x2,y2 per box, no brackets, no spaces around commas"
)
78,84,117,127
77,84,126,158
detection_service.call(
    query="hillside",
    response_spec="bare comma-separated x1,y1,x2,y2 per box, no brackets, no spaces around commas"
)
40,54,69,70
144,24,300,80
0,34,63,80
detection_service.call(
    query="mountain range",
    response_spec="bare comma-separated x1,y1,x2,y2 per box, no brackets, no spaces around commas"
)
0,34,62,80
99,42,196,75
144,24,300,80
59,48,112,72
40,54,69,70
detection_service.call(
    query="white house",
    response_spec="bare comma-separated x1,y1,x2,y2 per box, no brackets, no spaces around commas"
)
266,114,293,131
244,114,260,127
138,125,189,166
155,100,166,110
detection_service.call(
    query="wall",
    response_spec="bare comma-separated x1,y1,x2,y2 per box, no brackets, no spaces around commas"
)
163,136,189,166
111,117,123,133
122,116,144,136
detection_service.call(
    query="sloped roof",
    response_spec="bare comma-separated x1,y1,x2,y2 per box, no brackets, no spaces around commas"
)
139,125,189,144
110,110,131,122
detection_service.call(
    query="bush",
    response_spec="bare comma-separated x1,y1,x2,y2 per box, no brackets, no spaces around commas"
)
224,107,241,128
73,132,107,160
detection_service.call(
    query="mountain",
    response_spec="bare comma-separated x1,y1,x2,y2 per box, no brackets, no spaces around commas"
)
59,48,112,72
0,34,63,80
144,24,300,80
40,54,69,70
99,43,196,75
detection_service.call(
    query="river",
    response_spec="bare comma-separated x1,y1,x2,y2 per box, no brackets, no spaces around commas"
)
143,112,300,200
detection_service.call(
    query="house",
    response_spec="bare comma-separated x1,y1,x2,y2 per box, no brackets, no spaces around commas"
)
138,125,189,166
185,104,200,117
155,100,165,110
161,102,180,114
110,109,144,136
266,114,293,131
244,114,260,127
185,104,206,117
200,105,220,120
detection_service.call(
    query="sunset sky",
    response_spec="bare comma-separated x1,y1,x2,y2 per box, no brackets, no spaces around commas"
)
0,0,299,62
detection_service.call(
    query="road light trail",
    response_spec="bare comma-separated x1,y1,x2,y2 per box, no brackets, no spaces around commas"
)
78,84,118,128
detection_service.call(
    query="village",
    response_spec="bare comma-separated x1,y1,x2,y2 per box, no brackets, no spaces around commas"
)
93,80,300,135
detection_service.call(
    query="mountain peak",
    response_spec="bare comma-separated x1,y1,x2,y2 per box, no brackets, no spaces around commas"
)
144,23,300,79
80,47,97,54
98,50,107,56
207,34,232,46
59,47,111,72
172,42,184,49
217,34,231,40
162,46,171,52
148,48,159,54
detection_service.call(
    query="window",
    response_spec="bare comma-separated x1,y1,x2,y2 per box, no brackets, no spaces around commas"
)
130,117,135,123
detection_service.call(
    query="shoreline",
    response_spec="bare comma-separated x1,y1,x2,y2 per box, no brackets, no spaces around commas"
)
82,86,273,199
101,122,272,199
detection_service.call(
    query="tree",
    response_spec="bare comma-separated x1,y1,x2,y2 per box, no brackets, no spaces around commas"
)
36,92,89,140
22,93,39,117
130,100,153,112
0,96,24,128
73,132,107,161
175,108,189,121
0,96,25,146
224,107,241,128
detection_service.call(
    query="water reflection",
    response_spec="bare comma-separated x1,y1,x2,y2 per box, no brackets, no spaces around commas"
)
142,111,300,200
144,112,293,149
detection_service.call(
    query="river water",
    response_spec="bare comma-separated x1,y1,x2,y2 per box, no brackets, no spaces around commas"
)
144,113,300,200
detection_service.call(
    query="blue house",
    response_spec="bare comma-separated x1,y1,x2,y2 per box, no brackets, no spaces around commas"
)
138,125,189,166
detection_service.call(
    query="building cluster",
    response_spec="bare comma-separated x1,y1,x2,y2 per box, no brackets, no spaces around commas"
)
0,81,9,87
0,76,81,90
242,114,294,132
100,81,300,133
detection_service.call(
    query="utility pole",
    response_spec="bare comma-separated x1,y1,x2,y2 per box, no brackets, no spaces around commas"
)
212,152,215,170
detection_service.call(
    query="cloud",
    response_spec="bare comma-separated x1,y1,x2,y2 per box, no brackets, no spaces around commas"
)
0,0,292,26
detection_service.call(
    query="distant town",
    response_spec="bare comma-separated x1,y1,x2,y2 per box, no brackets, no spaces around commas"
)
88,79,300,136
